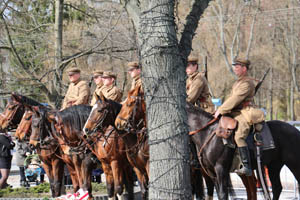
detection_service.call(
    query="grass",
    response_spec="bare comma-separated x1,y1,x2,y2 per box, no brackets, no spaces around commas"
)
0,182,107,198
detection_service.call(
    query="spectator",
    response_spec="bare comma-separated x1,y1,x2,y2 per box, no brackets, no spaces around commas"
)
15,140,31,187
0,132,15,188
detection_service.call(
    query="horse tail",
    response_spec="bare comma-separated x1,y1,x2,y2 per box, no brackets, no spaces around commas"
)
191,167,204,200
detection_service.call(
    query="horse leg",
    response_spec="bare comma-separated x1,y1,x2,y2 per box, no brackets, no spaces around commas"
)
102,163,115,200
239,173,257,200
52,159,65,197
123,165,135,200
190,167,204,200
214,164,229,200
133,167,148,200
111,160,125,200
203,174,214,200
42,163,55,197
65,163,80,193
81,154,95,199
267,162,283,200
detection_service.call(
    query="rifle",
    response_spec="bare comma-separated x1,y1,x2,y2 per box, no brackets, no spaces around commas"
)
204,56,208,80
88,76,94,88
254,68,270,95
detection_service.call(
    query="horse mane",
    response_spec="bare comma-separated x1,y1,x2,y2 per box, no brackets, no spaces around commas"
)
12,94,43,107
106,99,122,115
186,102,214,120
57,105,92,131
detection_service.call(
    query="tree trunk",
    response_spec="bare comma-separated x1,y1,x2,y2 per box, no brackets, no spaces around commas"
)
290,80,295,121
53,0,64,108
139,1,191,199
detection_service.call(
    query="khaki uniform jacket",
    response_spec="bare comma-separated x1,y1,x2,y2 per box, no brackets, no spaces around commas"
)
186,72,214,113
101,84,122,102
90,83,104,106
218,75,264,124
62,79,90,110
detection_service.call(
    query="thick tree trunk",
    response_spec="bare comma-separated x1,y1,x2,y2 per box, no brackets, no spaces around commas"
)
139,1,191,199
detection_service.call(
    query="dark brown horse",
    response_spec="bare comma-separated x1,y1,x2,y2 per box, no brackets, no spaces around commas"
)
83,94,135,200
83,93,149,200
38,105,99,199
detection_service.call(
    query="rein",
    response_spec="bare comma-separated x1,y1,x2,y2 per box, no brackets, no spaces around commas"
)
189,118,218,135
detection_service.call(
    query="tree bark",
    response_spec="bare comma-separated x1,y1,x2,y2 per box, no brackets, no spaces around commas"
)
139,1,191,199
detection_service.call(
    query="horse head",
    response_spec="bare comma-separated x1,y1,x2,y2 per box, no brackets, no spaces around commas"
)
29,106,54,148
115,85,146,131
0,93,25,130
83,93,122,136
15,107,34,141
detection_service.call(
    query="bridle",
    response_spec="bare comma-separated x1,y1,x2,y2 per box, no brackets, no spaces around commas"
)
117,95,145,132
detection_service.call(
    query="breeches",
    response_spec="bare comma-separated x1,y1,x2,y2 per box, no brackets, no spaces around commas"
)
233,113,250,147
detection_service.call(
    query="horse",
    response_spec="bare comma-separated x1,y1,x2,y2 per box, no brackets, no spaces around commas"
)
83,95,135,200
83,93,150,200
0,93,26,130
114,85,265,200
37,105,97,199
182,102,300,200
10,94,68,197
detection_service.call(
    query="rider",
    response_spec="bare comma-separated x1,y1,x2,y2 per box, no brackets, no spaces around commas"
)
127,61,142,91
214,58,265,176
100,71,122,102
186,56,214,113
90,70,104,106
61,67,90,110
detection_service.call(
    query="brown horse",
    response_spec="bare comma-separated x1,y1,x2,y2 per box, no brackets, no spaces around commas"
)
38,105,98,199
28,106,81,196
83,94,134,200
0,94,25,130
10,95,69,197
83,93,149,200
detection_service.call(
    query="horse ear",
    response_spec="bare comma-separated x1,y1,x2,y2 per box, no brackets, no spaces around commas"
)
99,92,107,102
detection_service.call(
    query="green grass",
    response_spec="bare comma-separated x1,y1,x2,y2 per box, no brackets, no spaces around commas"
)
0,182,107,198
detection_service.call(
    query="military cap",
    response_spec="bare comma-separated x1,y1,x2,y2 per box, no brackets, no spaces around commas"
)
67,67,81,75
92,70,103,76
232,58,251,68
102,71,117,79
187,56,198,63
127,61,140,70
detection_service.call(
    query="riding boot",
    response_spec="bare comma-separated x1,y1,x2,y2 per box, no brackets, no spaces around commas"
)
235,146,252,176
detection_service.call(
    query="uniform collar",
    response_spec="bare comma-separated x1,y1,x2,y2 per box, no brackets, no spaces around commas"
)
133,75,140,81
71,78,81,85
188,71,199,79
237,74,249,81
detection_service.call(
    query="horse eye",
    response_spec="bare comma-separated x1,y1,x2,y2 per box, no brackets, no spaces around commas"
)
8,107,13,111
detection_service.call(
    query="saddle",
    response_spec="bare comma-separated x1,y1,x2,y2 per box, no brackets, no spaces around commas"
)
216,116,237,139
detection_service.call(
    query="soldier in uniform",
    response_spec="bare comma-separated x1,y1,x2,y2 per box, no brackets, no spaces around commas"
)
214,58,264,176
90,70,104,106
100,71,122,102
127,61,142,91
186,56,214,113
61,67,90,110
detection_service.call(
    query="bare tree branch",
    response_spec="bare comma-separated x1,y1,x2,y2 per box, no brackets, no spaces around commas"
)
179,0,212,60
